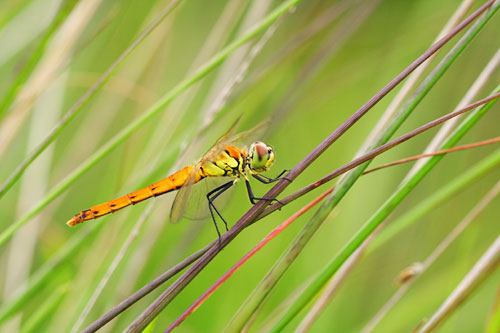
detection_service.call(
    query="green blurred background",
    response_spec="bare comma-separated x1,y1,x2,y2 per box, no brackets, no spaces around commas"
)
0,0,499,331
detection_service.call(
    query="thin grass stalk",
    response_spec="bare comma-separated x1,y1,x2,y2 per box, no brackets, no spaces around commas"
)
0,0,183,200
418,234,500,332
0,0,299,248
204,8,283,125
127,3,496,330
166,187,336,332
271,80,500,331
0,0,104,158
354,0,475,158
485,285,500,333
364,136,500,175
363,179,500,332
0,0,79,119
230,4,499,328
369,147,500,252
406,46,500,179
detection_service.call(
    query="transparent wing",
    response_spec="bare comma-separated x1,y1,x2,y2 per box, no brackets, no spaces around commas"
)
169,163,201,223
224,119,270,150
181,176,237,221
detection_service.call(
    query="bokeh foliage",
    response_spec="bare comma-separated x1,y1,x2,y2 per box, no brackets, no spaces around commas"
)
0,0,499,332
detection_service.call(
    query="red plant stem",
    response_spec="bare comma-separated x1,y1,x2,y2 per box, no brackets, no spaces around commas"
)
165,186,336,332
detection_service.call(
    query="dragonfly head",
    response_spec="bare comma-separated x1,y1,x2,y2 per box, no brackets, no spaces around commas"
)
248,141,275,173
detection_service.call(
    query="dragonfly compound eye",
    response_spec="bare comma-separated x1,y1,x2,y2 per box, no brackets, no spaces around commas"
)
249,142,275,172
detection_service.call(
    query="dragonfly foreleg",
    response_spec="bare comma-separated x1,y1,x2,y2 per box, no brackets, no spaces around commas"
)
206,180,234,245
245,179,285,207
252,169,292,184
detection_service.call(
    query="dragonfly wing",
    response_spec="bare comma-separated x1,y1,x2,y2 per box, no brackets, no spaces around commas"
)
181,176,236,221
169,164,201,223
225,119,270,148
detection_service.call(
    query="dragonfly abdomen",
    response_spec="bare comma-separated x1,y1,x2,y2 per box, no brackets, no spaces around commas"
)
66,165,195,226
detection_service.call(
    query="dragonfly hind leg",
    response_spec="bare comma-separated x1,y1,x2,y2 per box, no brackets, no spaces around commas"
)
245,180,285,207
206,180,234,246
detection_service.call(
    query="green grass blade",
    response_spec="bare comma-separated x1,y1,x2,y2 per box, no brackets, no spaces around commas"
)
0,0,300,248
271,83,500,331
227,3,500,330
486,286,500,333
0,0,80,119
0,224,102,324
0,0,183,201
369,147,500,252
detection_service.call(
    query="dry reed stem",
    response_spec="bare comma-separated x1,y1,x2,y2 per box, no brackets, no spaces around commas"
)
0,0,104,157
363,179,500,332
418,234,500,332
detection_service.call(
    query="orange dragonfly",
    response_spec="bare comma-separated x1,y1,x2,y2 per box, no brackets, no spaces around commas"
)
66,123,288,240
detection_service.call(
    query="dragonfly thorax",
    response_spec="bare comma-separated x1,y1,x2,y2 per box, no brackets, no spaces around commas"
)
197,142,275,181
246,141,275,174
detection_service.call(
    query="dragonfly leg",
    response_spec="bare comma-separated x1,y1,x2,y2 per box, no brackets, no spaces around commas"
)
252,169,292,184
208,204,222,247
245,180,285,207
206,181,234,246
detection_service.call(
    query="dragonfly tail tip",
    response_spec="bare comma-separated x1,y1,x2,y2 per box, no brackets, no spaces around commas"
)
66,218,76,227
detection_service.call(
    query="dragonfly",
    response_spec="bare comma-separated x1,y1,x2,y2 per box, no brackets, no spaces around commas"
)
66,122,289,241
